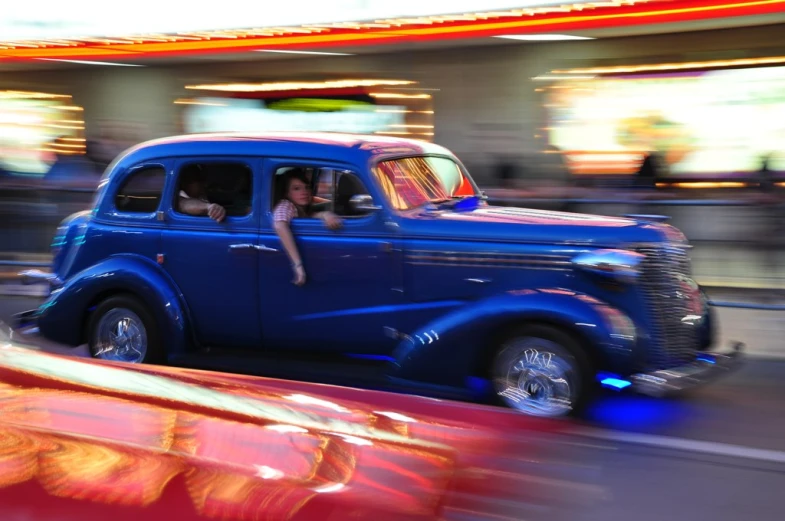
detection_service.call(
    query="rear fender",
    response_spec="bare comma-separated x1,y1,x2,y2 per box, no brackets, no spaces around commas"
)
391,289,638,386
36,255,190,356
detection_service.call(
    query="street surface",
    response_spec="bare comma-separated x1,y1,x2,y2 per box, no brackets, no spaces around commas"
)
2,294,785,520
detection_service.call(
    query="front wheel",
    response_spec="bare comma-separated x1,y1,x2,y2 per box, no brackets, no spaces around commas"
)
492,325,592,418
87,295,163,364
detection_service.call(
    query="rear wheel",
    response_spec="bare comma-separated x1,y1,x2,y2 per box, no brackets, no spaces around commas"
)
491,325,592,418
87,295,163,364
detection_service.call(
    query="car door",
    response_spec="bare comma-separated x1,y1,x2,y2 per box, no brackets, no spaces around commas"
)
94,161,169,263
159,157,262,349
258,159,403,354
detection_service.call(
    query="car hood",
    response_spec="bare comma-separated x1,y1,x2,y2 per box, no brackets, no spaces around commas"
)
402,204,681,247
0,338,597,521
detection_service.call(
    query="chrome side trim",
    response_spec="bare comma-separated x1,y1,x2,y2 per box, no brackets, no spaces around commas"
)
407,261,570,271
405,251,572,270
407,250,571,259
394,235,681,249
408,255,570,266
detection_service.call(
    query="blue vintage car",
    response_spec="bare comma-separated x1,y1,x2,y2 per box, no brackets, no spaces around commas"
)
17,132,742,417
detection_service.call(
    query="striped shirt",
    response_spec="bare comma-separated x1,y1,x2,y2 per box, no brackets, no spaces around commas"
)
273,199,300,223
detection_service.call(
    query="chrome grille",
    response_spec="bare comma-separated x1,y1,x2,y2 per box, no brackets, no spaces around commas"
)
637,245,700,369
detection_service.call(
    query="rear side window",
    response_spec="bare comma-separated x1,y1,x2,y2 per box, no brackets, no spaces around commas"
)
175,161,253,218
114,166,166,213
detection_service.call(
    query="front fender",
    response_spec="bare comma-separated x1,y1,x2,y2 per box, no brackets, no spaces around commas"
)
36,255,190,355
391,289,638,386
51,210,91,278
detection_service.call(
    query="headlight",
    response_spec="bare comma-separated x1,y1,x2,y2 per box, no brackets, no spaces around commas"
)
573,249,645,284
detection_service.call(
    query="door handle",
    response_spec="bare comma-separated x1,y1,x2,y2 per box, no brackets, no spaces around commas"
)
229,243,256,252
228,243,279,253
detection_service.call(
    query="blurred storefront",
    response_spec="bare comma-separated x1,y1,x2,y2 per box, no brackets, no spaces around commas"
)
174,79,435,140
542,61,785,187
1,1,785,187
0,91,86,176
2,1,785,290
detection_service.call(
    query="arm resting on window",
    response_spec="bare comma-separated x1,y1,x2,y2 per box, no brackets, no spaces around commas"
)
312,211,342,230
178,197,210,216
274,221,303,267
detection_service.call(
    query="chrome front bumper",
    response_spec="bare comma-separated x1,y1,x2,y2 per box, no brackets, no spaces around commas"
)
631,342,745,397
19,269,60,287
14,309,39,331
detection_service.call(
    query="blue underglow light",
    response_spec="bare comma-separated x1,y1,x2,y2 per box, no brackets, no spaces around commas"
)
466,376,492,397
601,378,632,390
697,356,716,364
598,373,632,390
346,353,396,363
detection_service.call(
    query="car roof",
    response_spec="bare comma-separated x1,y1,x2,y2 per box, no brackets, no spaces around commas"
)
111,132,454,172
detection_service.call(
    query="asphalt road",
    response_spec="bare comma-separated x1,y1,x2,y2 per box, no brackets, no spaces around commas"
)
3,295,785,520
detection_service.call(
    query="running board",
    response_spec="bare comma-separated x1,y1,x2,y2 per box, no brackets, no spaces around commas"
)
169,350,482,403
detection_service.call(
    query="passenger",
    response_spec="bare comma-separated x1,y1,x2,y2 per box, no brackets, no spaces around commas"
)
273,169,342,286
178,165,227,222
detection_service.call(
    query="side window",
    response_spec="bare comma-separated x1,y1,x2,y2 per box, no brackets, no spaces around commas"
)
314,169,335,204
271,166,320,219
174,161,253,218
272,166,372,219
333,171,371,217
114,166,166,213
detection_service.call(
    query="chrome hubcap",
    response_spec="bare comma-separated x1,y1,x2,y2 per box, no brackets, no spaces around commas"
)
93,308,147,363
494,339,577,417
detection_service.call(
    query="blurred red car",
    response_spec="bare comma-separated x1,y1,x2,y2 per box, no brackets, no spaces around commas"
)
0,326,602,521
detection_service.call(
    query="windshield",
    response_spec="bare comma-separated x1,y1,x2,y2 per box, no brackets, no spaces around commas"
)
372,156,478,211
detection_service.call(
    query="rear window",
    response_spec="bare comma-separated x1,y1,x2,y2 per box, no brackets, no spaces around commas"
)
114,166,166,213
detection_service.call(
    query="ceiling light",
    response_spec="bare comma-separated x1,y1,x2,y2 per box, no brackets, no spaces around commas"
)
369,92,431,99
174,98,227,106
494,34,595,41
0,90,71,99
36,58,145,66
533,74,597,81
185,79,414,93
552,56,785,75
255,49,353,56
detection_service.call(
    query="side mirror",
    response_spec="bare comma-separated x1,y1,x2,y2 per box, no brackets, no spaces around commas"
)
349,194,382,212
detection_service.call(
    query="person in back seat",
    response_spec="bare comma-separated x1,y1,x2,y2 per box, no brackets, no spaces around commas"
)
178,164,227,222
